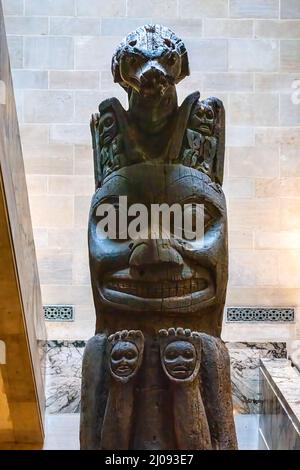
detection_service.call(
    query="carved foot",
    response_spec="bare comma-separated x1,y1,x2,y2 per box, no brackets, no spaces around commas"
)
199,334,238,449
108,329,144,383
159,327,211,449
101,330,144,449
158,327,201,383
80,334,108,450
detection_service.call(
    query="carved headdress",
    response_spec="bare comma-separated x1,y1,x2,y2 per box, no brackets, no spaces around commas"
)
90,25,225,189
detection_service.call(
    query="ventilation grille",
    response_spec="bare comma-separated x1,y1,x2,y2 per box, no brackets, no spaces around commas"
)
44,305,74,322
226,307,294,322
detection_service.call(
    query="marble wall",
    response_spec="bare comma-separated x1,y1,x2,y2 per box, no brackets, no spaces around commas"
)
44,340,287,415
44,341,83,414
228,342,287,413
259,358,300,450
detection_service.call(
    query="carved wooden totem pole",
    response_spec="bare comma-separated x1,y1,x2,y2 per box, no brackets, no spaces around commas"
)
80,25,237,450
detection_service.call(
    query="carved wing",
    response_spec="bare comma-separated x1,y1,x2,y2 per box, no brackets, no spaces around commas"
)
201,97,225,186
186,96,225,185
90,112,102,189
90,99,127,188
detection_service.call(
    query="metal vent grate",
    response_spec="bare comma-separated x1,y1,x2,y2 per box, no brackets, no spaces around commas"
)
226,307,294,322
44,305,74,322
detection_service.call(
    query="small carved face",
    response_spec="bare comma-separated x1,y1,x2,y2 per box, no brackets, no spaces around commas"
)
191,105,214,136
110,341,139,377
99,111,118,146
163,340,197,379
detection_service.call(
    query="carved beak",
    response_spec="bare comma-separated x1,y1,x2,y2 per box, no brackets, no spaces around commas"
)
138,61,169,96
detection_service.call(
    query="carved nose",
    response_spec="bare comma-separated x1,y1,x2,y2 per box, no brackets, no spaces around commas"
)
129,239,183,280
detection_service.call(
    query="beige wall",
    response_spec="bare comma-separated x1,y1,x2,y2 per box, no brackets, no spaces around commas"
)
3,0,300,343
0,0,45,445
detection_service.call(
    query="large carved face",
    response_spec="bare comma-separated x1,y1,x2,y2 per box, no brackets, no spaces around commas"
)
163,340,196,379
89,162,228,335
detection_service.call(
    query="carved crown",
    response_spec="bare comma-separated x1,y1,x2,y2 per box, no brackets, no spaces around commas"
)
90,25,225,189
90,93,225,189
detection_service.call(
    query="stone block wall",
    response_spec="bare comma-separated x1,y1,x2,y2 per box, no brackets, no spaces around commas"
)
2,0,300,342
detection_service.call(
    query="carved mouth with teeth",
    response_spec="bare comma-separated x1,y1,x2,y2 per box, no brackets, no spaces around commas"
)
100,266,215,312
105,278,209,299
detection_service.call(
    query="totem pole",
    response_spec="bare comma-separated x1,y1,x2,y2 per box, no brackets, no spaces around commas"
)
80,24,237,450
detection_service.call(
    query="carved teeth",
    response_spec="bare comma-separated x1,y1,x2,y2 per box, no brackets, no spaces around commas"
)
105,277,209,298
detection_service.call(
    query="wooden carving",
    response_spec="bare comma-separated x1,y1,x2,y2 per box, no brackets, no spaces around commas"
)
80,24,237,450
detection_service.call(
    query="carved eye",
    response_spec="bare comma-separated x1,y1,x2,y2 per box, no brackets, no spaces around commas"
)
180,202,217,241
195,106,205,119
183,349,194,359
111,349,122,360
165,349,177,360
164,38,175,50
181,203,203,239
126,54,138,65
125,350,137,360
103,117,114,128
129,40,137,47
206,108,214,119
204,207,214,229
167,54,177,65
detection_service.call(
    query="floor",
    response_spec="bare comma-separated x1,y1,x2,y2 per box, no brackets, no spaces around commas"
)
235,414,260,450
44,414,80,450
43,414,260,450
